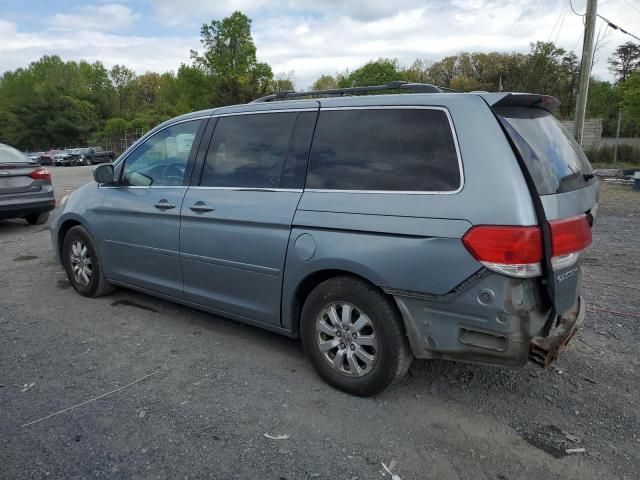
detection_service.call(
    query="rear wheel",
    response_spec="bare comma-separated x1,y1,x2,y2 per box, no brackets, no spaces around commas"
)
300,276,412,396
25,212,49,225
62,225,114,297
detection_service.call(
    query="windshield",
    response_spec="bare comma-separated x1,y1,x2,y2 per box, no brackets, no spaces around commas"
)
495,107,595,195
0,143,34,164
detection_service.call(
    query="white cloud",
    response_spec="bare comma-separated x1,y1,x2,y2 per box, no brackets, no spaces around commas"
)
150,0,436,25
252,0,640,88
2,0,640,92
0,19,196,75
49,3,140,32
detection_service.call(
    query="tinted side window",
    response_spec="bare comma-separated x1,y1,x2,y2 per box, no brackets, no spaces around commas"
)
306,109,460,192
201,112,308,188
122,120,202,187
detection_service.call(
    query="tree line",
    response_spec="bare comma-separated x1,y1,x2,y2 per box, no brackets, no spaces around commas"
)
0,10,639,152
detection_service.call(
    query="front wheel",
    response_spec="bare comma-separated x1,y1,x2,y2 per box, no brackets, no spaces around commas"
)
85,158,92,166
62,225,114,297
300,276,412,396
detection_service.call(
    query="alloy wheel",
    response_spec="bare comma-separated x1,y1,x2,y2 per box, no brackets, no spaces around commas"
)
316,302,378,377
70,240,92,286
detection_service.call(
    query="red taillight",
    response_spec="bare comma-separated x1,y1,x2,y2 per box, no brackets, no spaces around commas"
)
549,214,592,257
30,168,51,180
462,225,543,265
463,215,593,278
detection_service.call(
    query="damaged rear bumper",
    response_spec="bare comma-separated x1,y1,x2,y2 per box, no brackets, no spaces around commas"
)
529,296,585,368
392,272,584,368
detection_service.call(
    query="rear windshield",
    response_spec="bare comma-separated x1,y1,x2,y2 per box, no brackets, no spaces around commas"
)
495,107,595,195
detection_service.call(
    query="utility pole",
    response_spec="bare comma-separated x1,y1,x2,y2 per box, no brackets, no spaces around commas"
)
574,0,598,146
613,109,622,164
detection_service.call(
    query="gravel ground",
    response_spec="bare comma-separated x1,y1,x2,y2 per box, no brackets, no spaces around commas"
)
1,167,638,479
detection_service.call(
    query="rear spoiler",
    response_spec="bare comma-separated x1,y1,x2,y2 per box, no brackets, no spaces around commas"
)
476,93,560,113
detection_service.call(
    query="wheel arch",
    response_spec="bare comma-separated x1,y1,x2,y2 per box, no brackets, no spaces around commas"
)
57,218,85,259
287,268,401,338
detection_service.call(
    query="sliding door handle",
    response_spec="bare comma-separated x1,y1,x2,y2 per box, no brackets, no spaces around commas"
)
190,202,215,213
154,200,176,210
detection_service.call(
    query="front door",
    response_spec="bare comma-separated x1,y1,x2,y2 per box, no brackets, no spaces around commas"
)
180,108,317,326
98,118,206,297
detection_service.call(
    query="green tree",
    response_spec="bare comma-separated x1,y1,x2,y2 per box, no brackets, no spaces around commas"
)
559,52,580,117
272,71,295,92
338,58,402,87
403,59,433,84
620,72,640,127
521,41,566,95
191,11,273,105
311,74,339,91
109,65,137,116
609,42,640,83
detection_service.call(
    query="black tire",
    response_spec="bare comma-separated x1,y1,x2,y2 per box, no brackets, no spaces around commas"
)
62,225,114,297
85,158,92,166
25,212,49,225
300,276,412,396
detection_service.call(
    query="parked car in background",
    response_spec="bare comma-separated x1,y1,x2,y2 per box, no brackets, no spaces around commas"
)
39,149,63,166
53,149,75,167
51,82,597,396
65,148,86,166
27,151,45,163
0,143,55,224
79,147,114,166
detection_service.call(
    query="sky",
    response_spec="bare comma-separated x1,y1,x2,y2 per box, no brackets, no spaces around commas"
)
1,0,639,89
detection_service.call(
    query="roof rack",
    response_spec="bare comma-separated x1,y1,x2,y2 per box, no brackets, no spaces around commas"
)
252,81,452,103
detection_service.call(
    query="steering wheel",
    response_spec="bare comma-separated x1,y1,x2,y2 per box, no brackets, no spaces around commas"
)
162,162,186,184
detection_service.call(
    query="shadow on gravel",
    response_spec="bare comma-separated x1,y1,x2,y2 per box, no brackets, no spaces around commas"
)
0,219,32,233
109,288,305,360
14,255,38,261
111,299,160,313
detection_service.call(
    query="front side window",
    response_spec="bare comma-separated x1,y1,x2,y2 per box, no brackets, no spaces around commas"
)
306,108,461,192
121,120,202,187
201,112,304,188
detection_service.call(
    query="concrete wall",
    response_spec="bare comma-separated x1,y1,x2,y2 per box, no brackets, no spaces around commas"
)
600,137,640,148
559,119,603,148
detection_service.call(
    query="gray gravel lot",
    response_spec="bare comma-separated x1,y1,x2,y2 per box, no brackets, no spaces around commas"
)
1,167,639,479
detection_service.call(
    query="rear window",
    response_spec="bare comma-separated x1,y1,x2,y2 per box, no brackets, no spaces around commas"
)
306,108,461,192
495,107,595,195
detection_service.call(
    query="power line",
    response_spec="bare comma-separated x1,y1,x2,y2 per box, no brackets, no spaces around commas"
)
569,0,585,16
548,3,568,41
620,0,640,17
571,30,584,53
596,13,640,41
555,5,569,44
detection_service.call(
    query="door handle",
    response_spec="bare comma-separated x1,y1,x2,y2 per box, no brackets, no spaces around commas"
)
190,202,215,213
154,200,176,210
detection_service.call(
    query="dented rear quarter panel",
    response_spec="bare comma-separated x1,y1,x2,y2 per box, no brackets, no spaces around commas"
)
282,93,543,339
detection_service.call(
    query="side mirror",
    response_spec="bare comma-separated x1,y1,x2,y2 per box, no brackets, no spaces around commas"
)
93,164,115,184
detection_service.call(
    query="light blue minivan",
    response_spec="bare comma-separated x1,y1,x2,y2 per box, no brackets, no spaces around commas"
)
52,82,597,396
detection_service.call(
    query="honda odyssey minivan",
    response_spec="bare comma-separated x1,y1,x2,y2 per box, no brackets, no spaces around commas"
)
51,82,597,396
